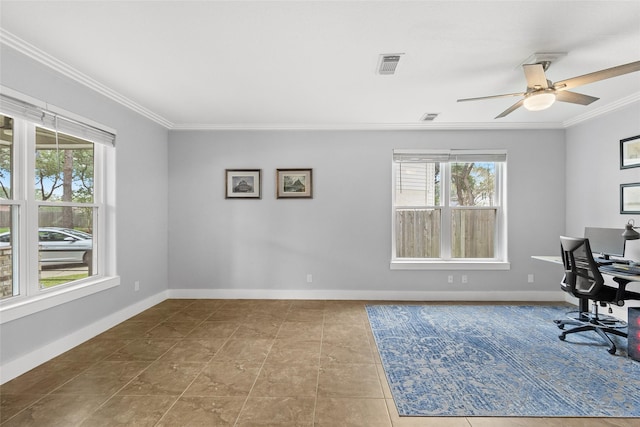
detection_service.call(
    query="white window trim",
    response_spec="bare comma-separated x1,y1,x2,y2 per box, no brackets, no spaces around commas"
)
0,277,120,323
390,260,511,270
0,88,119,324
391,149,509,270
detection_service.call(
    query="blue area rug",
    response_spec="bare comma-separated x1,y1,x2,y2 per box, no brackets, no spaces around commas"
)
365,304,640,417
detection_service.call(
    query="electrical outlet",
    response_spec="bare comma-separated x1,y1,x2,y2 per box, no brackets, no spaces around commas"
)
447,275,454,283
134,281,140,292
306,274,313,283
461,275,468,284
528,274,534,283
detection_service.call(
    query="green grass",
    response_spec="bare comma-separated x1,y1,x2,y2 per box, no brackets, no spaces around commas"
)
40,273,89,288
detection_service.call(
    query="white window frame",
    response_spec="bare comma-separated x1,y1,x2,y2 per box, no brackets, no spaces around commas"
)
391,149,510,270
0,87,119,323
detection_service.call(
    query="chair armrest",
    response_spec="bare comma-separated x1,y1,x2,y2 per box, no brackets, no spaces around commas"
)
612,277,629,306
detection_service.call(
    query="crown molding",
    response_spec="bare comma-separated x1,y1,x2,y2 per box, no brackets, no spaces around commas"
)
169,121,565,131
0,28,174,128
562,92,640,128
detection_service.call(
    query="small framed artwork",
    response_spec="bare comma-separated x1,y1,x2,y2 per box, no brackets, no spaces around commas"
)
621,183,640,214
276,168,313,199
225,169,261,199
620,135,640,169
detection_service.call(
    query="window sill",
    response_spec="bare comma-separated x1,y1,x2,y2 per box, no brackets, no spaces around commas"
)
0,276,120,324
390,261,511,270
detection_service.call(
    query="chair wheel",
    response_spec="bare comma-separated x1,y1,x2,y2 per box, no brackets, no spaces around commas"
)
557,324,565,330
559,333,566,341
608,347,616,355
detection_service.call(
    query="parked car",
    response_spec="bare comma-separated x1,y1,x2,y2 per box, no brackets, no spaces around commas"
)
0,227,92,266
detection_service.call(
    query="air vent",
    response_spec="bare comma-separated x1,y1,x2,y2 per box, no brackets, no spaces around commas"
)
378,54,404,75
421,113,440,122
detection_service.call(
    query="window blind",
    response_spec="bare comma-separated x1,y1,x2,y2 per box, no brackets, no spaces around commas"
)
393,149,506,163
0,92,116,147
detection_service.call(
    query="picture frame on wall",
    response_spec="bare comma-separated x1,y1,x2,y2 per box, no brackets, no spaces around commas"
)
620,135,640,169
276,168,313,199
620,183,640,214
225,169,261,199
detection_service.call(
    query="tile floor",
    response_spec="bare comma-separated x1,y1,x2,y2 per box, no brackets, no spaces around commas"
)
0,299,637,426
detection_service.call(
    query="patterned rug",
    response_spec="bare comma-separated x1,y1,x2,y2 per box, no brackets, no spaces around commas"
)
365,304,640,417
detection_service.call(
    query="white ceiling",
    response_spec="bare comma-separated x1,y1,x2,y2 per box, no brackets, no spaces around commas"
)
1,0,639,130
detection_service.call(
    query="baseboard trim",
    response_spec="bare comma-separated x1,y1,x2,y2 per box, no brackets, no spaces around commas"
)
0,290,168,384
167,288,565,302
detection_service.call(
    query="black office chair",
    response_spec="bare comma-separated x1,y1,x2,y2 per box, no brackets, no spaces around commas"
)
555,236,640,354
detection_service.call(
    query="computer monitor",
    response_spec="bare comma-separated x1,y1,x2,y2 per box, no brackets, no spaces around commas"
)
584,227,626,262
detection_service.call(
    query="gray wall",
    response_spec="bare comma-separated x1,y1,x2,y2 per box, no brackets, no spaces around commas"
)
0,46,170,365
566,103,640,240
565,102,640,317
168,129,565,297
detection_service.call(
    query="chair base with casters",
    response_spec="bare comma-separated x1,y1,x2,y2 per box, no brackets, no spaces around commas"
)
554,302,628,355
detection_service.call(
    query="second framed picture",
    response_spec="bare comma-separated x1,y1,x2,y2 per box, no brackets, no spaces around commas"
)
621,182,640,214
276,168,313,199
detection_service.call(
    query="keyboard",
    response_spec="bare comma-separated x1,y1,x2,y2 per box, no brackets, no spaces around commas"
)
600,263,640,276
595,258,629,265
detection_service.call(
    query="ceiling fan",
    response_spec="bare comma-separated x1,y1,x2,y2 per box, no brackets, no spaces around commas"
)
457,60,640,119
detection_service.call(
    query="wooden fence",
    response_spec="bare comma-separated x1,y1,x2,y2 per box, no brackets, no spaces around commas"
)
0,206,92,231
395,209,441,258
396,208,496,258
451,209,495,258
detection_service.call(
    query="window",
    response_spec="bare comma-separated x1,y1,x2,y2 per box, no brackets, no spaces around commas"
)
35,126,97,289
392,149,508,269
0,90,118,316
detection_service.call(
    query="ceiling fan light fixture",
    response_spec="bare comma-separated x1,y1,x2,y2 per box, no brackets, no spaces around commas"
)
523,91,556,111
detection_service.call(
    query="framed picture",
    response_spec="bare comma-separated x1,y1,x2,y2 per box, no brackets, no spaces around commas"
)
225,169,261,199
621,183,640,214
620,135,640,169
276,168,313,199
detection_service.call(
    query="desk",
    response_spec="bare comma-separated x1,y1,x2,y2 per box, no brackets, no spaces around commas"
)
533,255,640,313
532,255,640,281
532,255,562,265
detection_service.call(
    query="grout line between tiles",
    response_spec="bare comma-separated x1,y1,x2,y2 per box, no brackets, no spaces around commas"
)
309,307,326,426
152,301,232,426
231,301,292,427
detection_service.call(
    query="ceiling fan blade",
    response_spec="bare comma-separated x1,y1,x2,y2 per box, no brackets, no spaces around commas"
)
523,64,549,89
554,60,640,91
457,92,524,102
555,90,599,105
495,99,524,119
